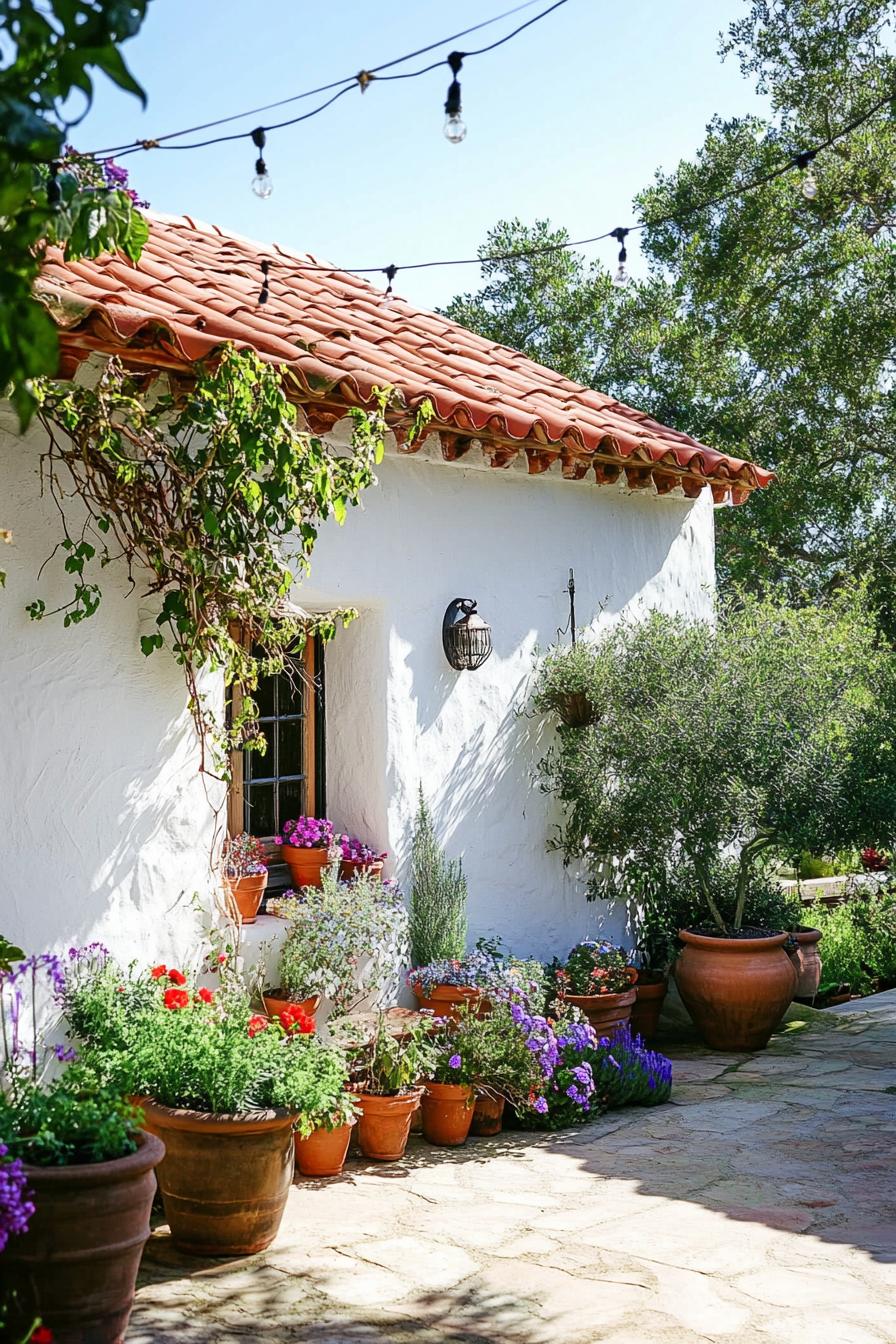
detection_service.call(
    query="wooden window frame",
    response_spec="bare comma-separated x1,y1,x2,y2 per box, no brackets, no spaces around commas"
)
227,636,323,845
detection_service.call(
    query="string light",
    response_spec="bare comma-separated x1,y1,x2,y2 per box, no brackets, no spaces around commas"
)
443,52,467,143
795,150,818,200
610,227,629,287
250,127,273,199
381,264,399,308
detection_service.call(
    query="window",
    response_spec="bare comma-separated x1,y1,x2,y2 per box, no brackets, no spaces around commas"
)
228,637,325,842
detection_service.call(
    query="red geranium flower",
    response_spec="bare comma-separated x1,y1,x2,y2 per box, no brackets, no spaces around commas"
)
163,988,190,1011
196,987,214,1004
31,1329,53,1343
278,1007,314,1035
217,954,227,964
247,1014,268,1038
150,964,167,979
167,968,187,986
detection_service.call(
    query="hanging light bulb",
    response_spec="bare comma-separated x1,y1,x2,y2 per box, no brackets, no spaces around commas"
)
381,264,398,309
610,227,630,288
250,126,272,198
795,151,818,201
443,51,467,143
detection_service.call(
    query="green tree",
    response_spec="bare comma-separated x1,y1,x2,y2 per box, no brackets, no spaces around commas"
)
444,1,896,633
532,588,896,932
0,1,150,423
408,788,468,966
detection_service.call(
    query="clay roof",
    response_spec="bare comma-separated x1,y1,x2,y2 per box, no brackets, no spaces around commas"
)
37,211,771,504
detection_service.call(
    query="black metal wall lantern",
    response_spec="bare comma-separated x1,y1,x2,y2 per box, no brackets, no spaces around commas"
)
442,598,492,671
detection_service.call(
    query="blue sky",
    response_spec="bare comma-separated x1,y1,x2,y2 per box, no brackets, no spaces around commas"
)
74,0,767,311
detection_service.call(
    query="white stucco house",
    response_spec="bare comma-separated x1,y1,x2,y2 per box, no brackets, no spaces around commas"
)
0,212,770,967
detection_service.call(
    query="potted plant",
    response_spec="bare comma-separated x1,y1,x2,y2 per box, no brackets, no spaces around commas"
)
788,926,824,998
407,952,495,1019
339,833,387,881
551,941,637,1035
0,948,164,1344
278,815,336,889
419,1024,474,1147
534,591,896,1051
455,996,556,1133
530,638,599,727
344,1014,436,1162
63,952,350,1256
222,832,269,924
408,788,468,984
293,1047,360,1178
260,870,409,1020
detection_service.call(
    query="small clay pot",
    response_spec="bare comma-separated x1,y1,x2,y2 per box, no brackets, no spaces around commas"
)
281,844,330,889
421,1082,474,1147
0,1130,164,1344
352,1088,423,1162
295,1121,355,1178
262,990,322,1027
140,1100,295,1255
224,872,268,924
789,927,824,998
674,929,797,1051
470,1091,505,1137
340,859,385,881
630,973,669,1044
412,984,490,1022
562,978,637,1037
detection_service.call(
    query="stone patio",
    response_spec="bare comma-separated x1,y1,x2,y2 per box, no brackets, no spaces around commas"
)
130,993,896,1343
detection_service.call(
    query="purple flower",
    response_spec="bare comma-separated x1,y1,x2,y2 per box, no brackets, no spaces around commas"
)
0,1144,34,1252
532,1097,549,1114
53,1043,78,1063
448,1053,462,1070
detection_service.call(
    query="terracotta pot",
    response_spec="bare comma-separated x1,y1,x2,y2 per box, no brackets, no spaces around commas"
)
630,974,669,1044
352,1088,423,1161
340,858,384,881
262,990,321,1027
0,1130,164,1344
421,1082,474,1147
140,1100,295,1255
789,928,824,998
470,1091,505,1136
281,844,330,889
412,984,490,1022
561,985,636,1036
224,872,268,924
295,1120,355,1177
674,929,797,1051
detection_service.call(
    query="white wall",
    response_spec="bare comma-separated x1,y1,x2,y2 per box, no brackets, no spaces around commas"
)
0,409,224,964
299,440,716,962
0,411,714,966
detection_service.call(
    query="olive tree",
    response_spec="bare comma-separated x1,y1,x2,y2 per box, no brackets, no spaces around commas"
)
534,590,896,933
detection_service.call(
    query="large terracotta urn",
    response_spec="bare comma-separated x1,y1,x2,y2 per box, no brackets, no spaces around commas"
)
561,984,636,1037
140,1101,295,1255
675,929,797,1051
0,1131,164,1344
789,927,824,998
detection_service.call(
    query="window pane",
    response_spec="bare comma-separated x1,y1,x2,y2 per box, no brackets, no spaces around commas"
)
278,777,304,830
278,719,302,778
279,664,305,716
255,670,277,719
247,782,275,837
249,722,275,780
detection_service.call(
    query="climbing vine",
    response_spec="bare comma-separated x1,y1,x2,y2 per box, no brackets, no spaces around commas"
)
30,345,416,775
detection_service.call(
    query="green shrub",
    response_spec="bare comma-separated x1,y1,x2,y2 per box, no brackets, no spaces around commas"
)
408,788,467,966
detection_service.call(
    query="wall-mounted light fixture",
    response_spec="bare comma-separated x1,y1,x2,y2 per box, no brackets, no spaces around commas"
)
442,598,492,671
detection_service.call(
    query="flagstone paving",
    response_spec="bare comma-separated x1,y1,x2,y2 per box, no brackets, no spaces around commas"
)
130,993,896,1343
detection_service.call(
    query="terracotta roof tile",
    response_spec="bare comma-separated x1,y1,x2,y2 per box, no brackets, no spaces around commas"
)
36,211,772,502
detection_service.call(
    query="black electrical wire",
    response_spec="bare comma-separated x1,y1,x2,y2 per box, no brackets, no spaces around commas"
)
85,0,560,157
